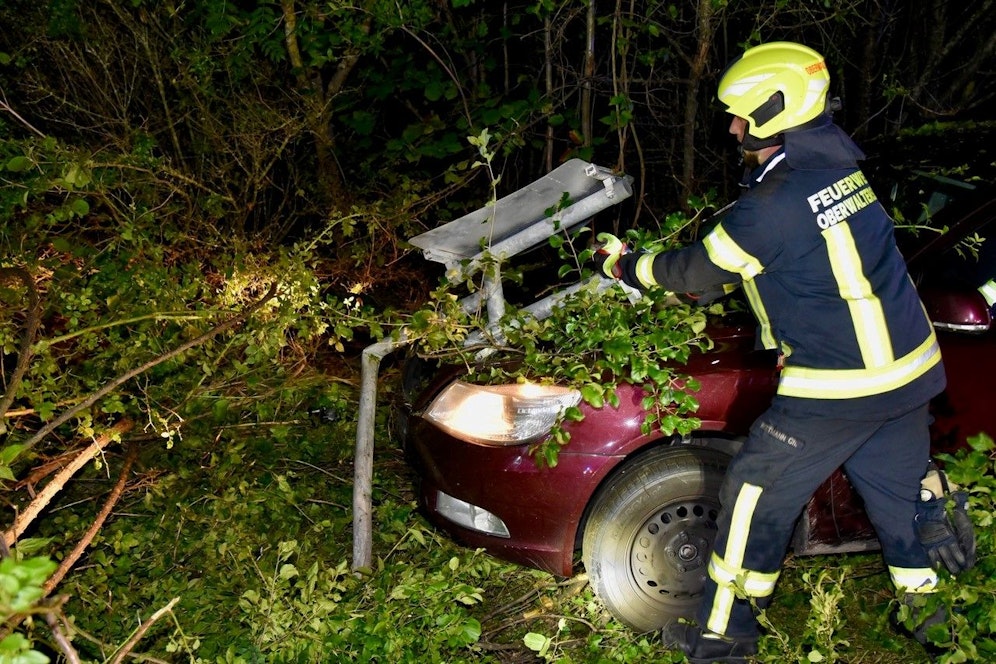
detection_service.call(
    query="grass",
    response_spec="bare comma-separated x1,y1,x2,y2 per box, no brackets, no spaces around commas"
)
758,555,938,664
46,422,956,663
360,451,942,663
447,538,941,663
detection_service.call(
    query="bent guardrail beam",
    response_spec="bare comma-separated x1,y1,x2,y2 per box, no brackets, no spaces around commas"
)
351,160,633,571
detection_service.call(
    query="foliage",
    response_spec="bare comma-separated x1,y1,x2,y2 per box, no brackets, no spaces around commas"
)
0,556,55,618
915,433,996,663
499,283,717,467
400,134,719,467
756,567,851,663
235,538,488,663
1,2,994,662
4,1,993,250
0,134,381,461
0,555,56,664
50,429,525,663
0,131,393,660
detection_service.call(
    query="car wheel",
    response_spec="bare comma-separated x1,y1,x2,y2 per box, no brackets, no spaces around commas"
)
582,445,729,633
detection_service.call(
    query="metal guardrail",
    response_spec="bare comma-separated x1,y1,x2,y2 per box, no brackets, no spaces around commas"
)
351,160,634,570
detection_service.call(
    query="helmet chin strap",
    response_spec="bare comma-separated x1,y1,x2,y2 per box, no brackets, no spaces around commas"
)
741,131,783,152
737,131,782,171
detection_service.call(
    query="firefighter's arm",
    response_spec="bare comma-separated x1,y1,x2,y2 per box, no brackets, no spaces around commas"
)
616,242,739,300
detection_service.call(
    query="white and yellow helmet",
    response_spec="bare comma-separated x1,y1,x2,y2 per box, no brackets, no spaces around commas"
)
718,42,831,145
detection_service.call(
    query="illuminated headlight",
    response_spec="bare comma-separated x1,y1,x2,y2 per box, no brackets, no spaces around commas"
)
422,380,581,446
436,491,510,537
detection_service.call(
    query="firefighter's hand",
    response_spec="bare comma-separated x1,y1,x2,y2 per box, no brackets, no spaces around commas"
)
594,233,628,279
915,492,976,575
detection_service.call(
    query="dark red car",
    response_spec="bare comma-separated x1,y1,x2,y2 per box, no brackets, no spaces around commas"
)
399,155,996,633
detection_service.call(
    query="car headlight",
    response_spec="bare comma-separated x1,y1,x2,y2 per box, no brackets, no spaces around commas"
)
422,380,582,446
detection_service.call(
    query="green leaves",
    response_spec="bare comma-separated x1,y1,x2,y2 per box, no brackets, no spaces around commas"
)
232,532,489,661
4,155,33,173
498,277,710,463
0,555,56,664
523,631,553,657
0,556,56,615
0,443,26,481
0,634,49,664
580,383,605,408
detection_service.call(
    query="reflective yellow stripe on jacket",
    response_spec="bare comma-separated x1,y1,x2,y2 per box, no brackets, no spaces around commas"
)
823,223,894,367
703,224,764,279
704,219,941,398
779,331,941,398
703,225,777,349
633,252,660,289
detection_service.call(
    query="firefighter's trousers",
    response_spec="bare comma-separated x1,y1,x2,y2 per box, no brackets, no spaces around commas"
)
696,399,938,639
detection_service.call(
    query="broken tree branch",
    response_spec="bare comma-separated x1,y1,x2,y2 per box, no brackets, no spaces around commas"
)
42,441,139,594
3,418,134,550
13,282,278,456
108,597,180,664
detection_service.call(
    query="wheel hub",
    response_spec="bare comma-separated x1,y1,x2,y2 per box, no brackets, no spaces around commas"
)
630,499,719,599
666,529,711,570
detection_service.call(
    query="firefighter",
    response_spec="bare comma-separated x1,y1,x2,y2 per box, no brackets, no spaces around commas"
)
597,41,972,662
982,278,996,317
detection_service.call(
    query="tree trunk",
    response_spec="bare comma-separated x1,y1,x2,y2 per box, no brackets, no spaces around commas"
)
281,0,351,210
581,1,596,149
681,0,716,214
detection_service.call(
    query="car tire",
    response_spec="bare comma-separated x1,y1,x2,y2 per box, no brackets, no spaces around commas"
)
582,445,729,633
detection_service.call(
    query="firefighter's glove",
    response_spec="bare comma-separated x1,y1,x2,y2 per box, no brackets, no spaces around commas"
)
915,491,976,575
594,233,628,280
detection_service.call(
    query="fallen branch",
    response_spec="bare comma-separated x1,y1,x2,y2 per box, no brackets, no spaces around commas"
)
3,418,134,550
43,442,139,594
14,282,278,456
58,621,172,664
15,433,162,494
45,601,82,664
2,436,142,652
108,597,180,664
0,90,46,139
0,266,41,431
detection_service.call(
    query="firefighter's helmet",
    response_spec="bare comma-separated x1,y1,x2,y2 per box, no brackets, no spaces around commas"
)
718,42,831,144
